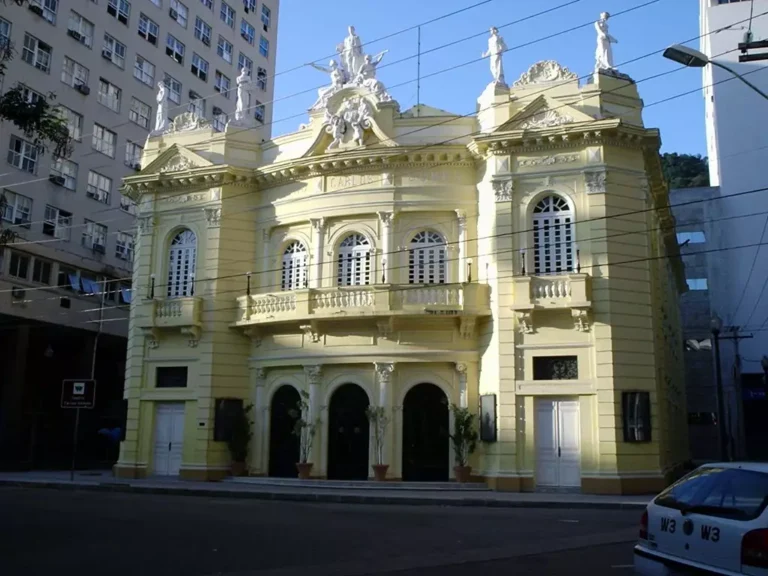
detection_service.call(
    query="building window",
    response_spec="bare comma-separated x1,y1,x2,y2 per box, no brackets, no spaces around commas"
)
168,229,197,297
86,171,112,204
120,195,138,215
261,4,271,30
32,258,52,284
257,66,267,90
532,195,574,275
686,278,709,291
102,34,126,68
156,367,188,388
243,0,256,13
57,107,83,141
259,35,269,58
188,93,205,116
22,34,52,73
116,232,134,261
138,13,159,45
215,71,230,98
169,0,188,27
164,74,181,104
19,85,44,105
8,252,30,280
217,36,233,63
677,231,706,244
92,124,116,158
194,17,212,46
337,234,371,286
97,78,122,112
1,190,32,227
129,97,151,128
107,0,130,25
0,18,11,49
150,0,161,5
43,205,72,240
281,241,308,291
68,12,94,47
200,0,212,9
533,356,578,380
191,53,208,81
254,100,265,123
61,57,89,89
134,55,155,86
622,391,651,443
125,141,143,169
166,34,185,64
82,220,108,250
31,0,58,24
241,20,255,45
238,52,253,74
220,1,235,27
408,231,446,284
50,157,78,190
212,110,227,132
7,136,39,174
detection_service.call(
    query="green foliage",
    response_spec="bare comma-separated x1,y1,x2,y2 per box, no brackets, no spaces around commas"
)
227,403,253,463
661,153,710,190
366,406,390,465
289,390,318,463
448,404,478,467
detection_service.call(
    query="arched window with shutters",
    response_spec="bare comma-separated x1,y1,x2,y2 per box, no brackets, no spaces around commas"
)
408,230,447,284
532,195,574,275
337,233,372,286
281,241,308,291
167,229,197,298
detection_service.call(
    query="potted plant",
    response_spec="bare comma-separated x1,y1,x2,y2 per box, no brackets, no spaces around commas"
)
366,406,390,481
227,402,254,477
289,390,318,479
449,403,478,483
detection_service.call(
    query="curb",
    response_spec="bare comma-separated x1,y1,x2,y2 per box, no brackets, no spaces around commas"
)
0,479,649,510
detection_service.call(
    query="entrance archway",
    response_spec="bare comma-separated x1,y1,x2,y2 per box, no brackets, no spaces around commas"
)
327,384,370,480
268,385,300,477
402,383,449,481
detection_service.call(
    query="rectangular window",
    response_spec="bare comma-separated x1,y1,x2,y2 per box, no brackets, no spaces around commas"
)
187,92,205,116
107,0,130,25
20,84,44,105
133,55,155,86
115,232,134,261
102,34,126,68
169,0,188,27
533,356,578,380
22,34,52,73
120,195,138,215
191,53,208,81
30,0,58,24
32,258,52,284
86,171,112,204
622,391,651,443
243,0,256,12
57,266,76,290
7,136,39,174
43,205,72,240
240,20,255,45
259,35,269,58
1,190,32,227
194,17,212,46
261,4,271,30
150,0,161,5
138,13,159,45
58,106,83,141
213,111,227,132
164,74,181,104
97,78,122,112
214,71,230,98
217,36,233,63
257,66,267,90
68,12,94,47
220,2,235,27
8,252,30,280
156,366,188,388
686,278,708,291
61,57,89,89
92,124,116,158
129,97,151,128
200,0,212,8
82,220,107,249
166,34,185,64
125,141,143,169
254,100,264,123
238,52,253,74
677,231,706,244
0,18,11,50
49,157,78,190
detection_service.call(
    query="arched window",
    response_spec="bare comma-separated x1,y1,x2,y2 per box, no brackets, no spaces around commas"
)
337,233,372,286
281,241,307,291
167,229,197,298
532,195,574,275
408,231,447,284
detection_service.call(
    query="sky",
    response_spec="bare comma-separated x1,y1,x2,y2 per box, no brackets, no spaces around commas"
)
270,0,706,156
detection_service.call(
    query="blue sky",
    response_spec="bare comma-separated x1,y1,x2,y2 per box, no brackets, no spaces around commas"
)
271,0,705,156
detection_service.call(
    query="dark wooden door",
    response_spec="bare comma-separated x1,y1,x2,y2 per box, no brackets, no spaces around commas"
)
268,386,300,477
327,384,369,480
402,383,449,482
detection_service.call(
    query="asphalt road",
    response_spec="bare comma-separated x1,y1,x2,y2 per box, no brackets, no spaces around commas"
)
0,487,640,575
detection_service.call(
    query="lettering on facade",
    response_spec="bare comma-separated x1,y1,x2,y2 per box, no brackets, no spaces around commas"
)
425,309,461,315
326,174,381,191
402,170,460,187
161,193,207,204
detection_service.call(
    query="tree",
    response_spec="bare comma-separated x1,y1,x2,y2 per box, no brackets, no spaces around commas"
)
661,153,710,190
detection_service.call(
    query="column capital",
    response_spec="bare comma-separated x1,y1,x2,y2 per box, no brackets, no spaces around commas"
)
377,211,395,227
455,210,467,231
309,217,326,233
374,362,395,385
252,366,267,385
455,362,468,376
303,364,323,385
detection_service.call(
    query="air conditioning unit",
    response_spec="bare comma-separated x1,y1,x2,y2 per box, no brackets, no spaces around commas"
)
212,106,222,115
202,36,210,46
102,49,113,60
93,243,106,254
28,4,44,16
67,29,82,41
169,8,178,19
263,24,268,33
75,83,90,95
49,175,66,186
241,32,249,41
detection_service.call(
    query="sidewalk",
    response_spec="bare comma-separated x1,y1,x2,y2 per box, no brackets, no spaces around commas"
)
0,470,653,510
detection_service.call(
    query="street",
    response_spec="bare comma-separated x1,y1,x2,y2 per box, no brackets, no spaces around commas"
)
0,486,640,575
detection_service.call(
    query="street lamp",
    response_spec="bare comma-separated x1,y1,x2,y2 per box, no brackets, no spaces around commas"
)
710,313,729,461
663,44,768,102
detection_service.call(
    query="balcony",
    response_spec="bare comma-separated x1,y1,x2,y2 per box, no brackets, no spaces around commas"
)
136,297,203,347
511,274,591,332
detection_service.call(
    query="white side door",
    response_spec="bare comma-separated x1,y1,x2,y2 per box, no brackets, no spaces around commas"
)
557,400,581,487
153,403,185,476
168,404,185,476
535,399,559,487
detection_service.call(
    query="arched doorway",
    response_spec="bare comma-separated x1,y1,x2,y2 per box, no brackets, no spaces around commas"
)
268,386,300,477
402,383,449,481
327,384,370,480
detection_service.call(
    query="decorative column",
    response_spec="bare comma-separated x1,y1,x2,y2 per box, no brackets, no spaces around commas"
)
252,367,268,475
377,212,394,283
261,229,271,291
374,362,395,471
456,210,468,283
309,218,325,289
303,364,323,468
455,363,468,409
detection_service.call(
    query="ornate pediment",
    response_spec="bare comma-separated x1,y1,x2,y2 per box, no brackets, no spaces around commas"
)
165,111,211,134
497,95,594,132
140,143,214,175
513,60,578,87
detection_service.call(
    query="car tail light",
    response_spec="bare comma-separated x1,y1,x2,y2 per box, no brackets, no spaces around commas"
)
742,529,768,569
639,509,649,540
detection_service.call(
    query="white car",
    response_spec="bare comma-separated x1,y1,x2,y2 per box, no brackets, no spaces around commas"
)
634,462,768,575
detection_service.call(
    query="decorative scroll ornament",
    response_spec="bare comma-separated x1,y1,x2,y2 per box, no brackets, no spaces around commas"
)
520,110,574,130
585,170,607,194
323,97,374,150
166,111,211,134
204,207,221,227
159,155,193,173
492,179,513,202
519,154,579,168
513,60,578,87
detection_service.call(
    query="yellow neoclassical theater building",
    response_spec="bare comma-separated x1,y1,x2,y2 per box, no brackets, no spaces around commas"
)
116,26,688,494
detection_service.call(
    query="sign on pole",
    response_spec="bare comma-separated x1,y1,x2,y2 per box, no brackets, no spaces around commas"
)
61,379,96,409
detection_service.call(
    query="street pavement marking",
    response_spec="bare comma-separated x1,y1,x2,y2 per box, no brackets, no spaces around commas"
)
558,519,580,523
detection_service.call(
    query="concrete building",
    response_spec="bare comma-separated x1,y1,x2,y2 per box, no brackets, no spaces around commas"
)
115,24,689,494
0,0,279,469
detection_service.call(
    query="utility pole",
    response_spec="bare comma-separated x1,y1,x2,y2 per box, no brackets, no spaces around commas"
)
721,327,752,460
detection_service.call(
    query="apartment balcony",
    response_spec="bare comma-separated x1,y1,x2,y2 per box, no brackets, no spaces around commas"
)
511,274,591,332
136,297,203,347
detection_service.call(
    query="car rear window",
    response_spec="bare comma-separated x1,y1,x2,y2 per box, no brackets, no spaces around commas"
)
654,467,768,521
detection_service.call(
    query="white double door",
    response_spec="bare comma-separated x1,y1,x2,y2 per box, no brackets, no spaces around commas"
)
535,398,581,488
153,403,185,476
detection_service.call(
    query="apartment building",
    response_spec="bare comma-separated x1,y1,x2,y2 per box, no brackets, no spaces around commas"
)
0,0,279,470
